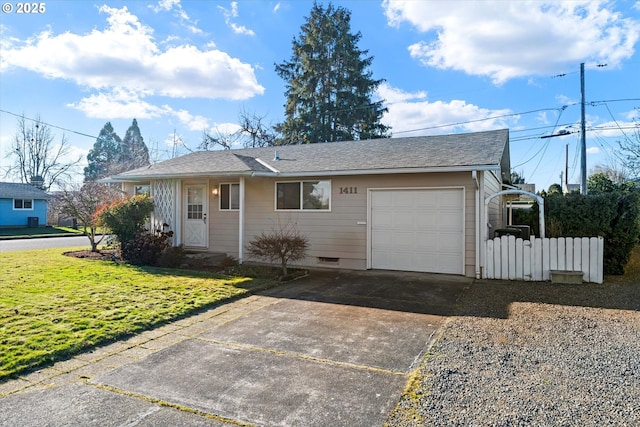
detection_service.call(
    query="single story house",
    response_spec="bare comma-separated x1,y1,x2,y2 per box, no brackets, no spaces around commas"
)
107,129,511,278
0,182,51,227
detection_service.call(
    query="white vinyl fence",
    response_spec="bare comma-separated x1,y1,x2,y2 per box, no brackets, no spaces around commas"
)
484,236,604,283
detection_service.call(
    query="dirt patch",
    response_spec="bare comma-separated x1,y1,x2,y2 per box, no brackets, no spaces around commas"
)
63,249,119,261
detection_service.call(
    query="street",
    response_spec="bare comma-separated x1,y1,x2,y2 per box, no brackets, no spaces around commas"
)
0,236,97,252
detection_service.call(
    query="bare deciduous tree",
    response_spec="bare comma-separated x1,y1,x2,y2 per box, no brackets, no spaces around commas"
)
618,113,640,177
236,109,276,148
5,115,82,190
199,128,239,151
58,182,124,252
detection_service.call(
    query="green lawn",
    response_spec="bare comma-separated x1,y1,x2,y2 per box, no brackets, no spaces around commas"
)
0,248,277,379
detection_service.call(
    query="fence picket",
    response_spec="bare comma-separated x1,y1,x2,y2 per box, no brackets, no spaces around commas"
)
566,238,574,270
533,238,543,281
501,236,509,279
508,235,516,280
589,237,599,283
485,239,494,279
523,240,531,281
597,237,604,284
581,237,590,281
573,238,582,272
515,238,523,280
550,238,558,271
558,238,566,270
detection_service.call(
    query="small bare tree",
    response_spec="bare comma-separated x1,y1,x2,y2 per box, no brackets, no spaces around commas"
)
58,182,124,252
236,109,276,148
246,223,309,276
4,115,82,190
199,128,239,151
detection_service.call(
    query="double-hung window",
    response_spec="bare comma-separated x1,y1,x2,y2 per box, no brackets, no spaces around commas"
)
219,183,240,210
14,199,33,210
276,180,331,211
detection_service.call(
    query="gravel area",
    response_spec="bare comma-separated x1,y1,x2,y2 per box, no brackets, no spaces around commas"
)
386,279,640,426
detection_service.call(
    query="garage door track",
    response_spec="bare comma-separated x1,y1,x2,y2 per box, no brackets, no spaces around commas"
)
0,270,470,427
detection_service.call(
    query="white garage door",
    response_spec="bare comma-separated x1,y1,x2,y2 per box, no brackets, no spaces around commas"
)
370,188,464,274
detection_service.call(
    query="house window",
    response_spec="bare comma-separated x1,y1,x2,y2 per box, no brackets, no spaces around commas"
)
187,187,203,219
14,199,33,210
276,180,331,211
220,183,240,210
135,184,150,195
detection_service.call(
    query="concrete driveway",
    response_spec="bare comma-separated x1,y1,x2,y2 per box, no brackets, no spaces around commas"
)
0,270,470,427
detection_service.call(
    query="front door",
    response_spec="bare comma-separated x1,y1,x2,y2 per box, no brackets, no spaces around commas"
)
184,184,208,248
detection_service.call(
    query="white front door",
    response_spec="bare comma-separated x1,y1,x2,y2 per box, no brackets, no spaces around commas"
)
183,184,208,248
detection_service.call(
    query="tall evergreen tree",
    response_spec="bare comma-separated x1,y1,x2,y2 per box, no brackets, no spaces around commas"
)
84,122,121,182
275,2,390,144
120,119,150,170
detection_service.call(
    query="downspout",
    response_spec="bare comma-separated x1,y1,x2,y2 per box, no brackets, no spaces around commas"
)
472,171,481,279
238,176,245,264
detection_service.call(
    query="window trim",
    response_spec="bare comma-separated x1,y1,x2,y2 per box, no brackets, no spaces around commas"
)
275,180,332,212
13,199,34,210
219,183,240,211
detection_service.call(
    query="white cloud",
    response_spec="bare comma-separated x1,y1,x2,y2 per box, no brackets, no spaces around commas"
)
68,88,216,134
377,83,516,136
171,109,211,131
587,146,601,154
68,89,167,119
2,5,263,100
218,2,256,36
383,0,640,84
150,0,202,34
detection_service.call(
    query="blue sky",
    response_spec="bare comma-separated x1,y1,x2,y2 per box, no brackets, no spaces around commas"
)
1,0,639,191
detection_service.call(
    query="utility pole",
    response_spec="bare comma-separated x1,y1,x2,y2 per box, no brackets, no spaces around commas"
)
580,62,587,195
565,143,569,193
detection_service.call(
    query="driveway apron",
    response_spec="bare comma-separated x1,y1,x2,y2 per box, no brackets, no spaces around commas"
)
0,270,470,427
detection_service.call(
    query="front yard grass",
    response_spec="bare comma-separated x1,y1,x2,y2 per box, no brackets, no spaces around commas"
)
0,248,277,380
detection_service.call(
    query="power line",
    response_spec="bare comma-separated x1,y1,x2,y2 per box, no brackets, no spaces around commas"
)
392,107,566,135
0,109,98,139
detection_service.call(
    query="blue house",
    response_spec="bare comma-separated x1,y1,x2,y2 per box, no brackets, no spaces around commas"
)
0,182,51,227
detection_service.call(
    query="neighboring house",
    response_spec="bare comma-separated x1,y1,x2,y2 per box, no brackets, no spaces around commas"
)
107,129,511,278
0,182,51,227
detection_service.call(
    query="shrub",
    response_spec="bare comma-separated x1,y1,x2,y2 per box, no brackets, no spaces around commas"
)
95,195,154,245
246,225,309,276
121,227,185,267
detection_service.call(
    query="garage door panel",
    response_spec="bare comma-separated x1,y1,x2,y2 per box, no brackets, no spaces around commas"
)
392,212,415,228
371,189,464,275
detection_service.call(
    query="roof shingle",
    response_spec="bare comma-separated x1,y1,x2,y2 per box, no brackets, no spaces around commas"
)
0,182,51,199
111,129,509,180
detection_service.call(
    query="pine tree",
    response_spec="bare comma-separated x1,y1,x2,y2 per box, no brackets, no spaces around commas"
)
120,119,150,170
84,122,121,182
275,2,390,144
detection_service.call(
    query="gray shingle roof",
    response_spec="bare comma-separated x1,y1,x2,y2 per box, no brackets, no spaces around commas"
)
0,182,51,199
110,129,509,180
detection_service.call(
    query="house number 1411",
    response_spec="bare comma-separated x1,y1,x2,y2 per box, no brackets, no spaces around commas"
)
340,187,357,194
